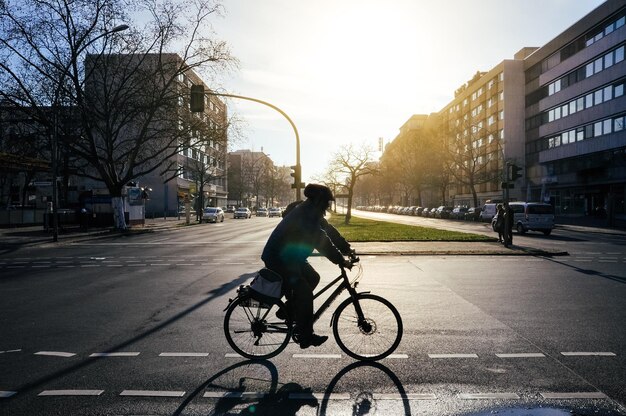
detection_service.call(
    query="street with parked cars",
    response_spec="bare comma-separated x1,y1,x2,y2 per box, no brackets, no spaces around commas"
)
356,202,555,237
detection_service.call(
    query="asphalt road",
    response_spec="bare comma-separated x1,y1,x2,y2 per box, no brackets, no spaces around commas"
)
1,215,625,415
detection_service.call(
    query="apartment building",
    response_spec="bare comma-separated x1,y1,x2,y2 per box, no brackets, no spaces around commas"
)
84,53,229,218
523,0,626,227
440,57,527,207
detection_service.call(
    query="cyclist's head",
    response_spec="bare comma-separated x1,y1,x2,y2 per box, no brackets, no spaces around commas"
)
304,184,334,211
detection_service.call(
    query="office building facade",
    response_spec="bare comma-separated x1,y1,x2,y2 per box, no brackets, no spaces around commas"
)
523,0,625,227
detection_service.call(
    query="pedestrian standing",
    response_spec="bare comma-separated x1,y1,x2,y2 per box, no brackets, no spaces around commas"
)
503,203,514,247
495,204,505,243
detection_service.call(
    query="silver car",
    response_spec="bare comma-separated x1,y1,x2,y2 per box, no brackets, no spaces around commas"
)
202,207,224,223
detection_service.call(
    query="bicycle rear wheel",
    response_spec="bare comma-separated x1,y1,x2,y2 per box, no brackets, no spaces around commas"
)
224,295,292,360
332,293,403,361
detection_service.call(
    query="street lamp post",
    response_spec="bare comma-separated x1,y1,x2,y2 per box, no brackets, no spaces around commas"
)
51,24,128,241
198,91,303,201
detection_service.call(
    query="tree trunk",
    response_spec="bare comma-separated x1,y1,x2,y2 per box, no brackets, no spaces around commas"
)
111,196,127,230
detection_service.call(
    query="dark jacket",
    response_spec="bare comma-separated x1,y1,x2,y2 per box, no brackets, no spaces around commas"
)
262,199,345,266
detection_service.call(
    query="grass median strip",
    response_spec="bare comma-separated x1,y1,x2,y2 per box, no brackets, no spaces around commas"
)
327,214,491,242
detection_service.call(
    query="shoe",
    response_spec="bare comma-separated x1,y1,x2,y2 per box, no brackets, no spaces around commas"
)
298,334,328,349
275,307,287,320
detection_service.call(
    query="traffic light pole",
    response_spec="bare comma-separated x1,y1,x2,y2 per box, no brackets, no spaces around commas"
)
198,90,303,201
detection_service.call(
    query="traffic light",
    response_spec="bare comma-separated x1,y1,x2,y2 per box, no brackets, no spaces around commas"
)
190,85,205,112
509,164,523,181
290,165,301,189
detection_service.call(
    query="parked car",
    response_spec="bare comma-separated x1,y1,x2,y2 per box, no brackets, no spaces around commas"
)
256,207,268,217
479,203,497,222
449,206,469,220
202,207,224,223
464,207,482,221
492,202,554,235
233,207,252,219
268,207,282,217
226,206,236,213
435,206,454,219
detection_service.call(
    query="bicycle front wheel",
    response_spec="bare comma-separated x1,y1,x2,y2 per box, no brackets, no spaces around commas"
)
224,296,291,360
332,294,403,361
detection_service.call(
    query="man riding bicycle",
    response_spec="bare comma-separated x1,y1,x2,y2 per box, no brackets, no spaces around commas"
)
261,184,353,349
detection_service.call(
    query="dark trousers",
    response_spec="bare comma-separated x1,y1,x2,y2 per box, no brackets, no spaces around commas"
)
264,261,320,337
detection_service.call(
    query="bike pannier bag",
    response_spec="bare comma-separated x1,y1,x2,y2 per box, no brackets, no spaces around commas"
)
249,268,283,303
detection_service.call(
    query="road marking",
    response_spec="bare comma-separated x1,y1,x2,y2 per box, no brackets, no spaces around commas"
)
460,393,520,400
120,390,185,397
428,353,478,359
496,353,545,358
361,353,408,359
373,393,437,400
541,392,608,399
292,353,342,359
39,390,104,396
150,263,171,266
224,353,243,358
0,391,17,398
159,352,209,357
561,352,616,356
289,392,350,400
89,352,140,357
203,392,266,399
0,349,22,354
35,351,76,358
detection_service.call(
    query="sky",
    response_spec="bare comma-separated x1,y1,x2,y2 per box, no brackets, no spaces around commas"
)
210,0,607,182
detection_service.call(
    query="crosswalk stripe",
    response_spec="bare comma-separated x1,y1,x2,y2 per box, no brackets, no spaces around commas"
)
38,390,104,396
541,392,608,399
496,353,545,358
35,351,76,358
560,352,616,356
89,352,140,357
460,393,520,399
428,353,478,358
119,390,185,397
0,391,17,398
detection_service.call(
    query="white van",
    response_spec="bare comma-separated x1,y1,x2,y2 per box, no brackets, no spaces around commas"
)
479,203,497,222
509,202,555,235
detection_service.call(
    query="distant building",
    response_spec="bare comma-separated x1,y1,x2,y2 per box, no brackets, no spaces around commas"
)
85,53,229,217
436,0,625,227
440,57,527,207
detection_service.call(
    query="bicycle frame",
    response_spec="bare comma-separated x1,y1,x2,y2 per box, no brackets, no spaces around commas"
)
312,267,365,325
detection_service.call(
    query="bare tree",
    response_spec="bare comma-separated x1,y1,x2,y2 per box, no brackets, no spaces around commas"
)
327,143,376,224
443,117,500,207
0,0,236,228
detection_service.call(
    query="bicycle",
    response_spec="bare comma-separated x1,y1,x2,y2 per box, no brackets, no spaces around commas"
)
223,254,403,361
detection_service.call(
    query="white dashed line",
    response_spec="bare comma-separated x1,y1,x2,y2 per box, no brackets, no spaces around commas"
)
203,392,266,399
224,353,243,358
496,353,545,358
561,352,616,357
89,352,140,357
428,354,478,359
159,352,209,357
541,392,608,399
292,353,342,359
35,351,76,358
119,390,185,397
0,391,17,398
373,393,437,400
460,393,521,400
0,349,22,354
288,392,350,400
39,390,104,396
